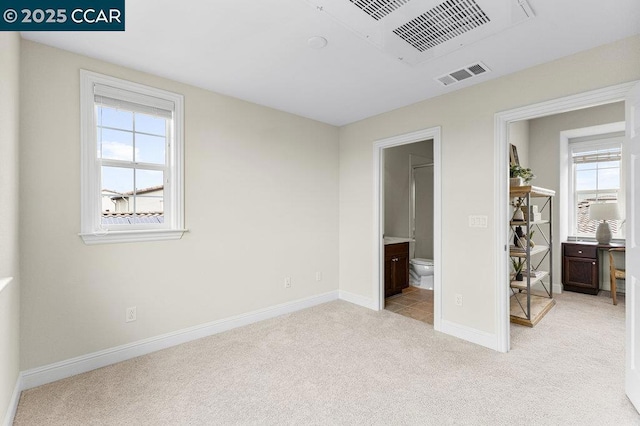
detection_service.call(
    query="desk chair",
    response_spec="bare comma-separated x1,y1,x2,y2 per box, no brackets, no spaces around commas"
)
609,248,625,305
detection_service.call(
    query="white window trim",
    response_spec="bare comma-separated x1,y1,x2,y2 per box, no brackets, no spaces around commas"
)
560,122,625,242
569,137,623,238
79,70,186,244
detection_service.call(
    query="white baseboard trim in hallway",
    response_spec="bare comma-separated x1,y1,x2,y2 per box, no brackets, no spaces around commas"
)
20,291,339,391
439,320,499,351
338,290,377,310
3,374,22,426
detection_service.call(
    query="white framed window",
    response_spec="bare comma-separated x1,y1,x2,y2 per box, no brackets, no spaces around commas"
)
568,136,624,240
80,70,186,244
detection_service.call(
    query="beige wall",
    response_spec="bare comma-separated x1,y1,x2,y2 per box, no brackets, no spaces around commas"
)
338,35,640,334
509,120,529,168
19,40,340,370
528,102,625,288
0,32,21,421
13,34,640,375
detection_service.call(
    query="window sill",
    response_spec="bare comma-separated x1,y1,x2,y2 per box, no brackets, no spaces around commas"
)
79,229,188,245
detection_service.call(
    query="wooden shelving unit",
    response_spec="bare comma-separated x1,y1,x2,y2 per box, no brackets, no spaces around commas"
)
510,271,549,290
509,185,555,327
509,245,549,258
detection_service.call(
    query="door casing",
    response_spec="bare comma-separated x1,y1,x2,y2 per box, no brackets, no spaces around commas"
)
494,81,639,352
373,127,442,331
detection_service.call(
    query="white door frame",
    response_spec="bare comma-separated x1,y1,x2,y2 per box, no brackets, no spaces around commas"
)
495,81,639,352
624,82,640,411
373,127,442,331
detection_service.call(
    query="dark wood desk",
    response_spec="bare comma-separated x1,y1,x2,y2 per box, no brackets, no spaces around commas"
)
562,241,625,294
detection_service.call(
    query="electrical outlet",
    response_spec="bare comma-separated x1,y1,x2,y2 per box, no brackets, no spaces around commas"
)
455,294,463,307
284,277,291,288
316,272,322,282
126,306,137,322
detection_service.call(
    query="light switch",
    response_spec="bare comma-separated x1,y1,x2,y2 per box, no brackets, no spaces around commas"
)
468,215,488,228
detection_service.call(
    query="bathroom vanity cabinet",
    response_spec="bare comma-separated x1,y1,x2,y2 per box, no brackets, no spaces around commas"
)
384,242,409,298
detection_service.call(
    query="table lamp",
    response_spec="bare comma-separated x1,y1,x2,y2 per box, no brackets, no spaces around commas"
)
589,202,621,244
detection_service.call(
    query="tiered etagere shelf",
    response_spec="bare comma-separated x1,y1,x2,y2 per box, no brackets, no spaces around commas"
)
509,186,555,327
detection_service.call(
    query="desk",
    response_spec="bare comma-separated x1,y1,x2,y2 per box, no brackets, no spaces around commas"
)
562,241,625,295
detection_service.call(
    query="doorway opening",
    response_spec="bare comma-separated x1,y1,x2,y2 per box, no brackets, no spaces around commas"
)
373,127,442,331
495,81,637,352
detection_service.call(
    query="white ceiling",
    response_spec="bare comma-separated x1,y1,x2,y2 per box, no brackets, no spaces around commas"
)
22,0,640,126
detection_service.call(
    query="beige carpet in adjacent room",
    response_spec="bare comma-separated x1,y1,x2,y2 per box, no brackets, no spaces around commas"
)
13,291,638,425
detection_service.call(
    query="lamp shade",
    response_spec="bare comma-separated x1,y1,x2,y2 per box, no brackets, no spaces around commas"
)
589,202,621,221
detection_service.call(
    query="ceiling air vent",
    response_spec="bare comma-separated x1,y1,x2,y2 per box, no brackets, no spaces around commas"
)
467,62,488,75
436,62,490,86
348,0,411,20
393,0,491,52
306,0,534,65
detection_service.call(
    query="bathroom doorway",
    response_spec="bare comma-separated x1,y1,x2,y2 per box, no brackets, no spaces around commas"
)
373,127,442,331
383,149,434,323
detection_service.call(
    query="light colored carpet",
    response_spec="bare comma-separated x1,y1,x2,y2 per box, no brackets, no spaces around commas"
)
14,292,639,425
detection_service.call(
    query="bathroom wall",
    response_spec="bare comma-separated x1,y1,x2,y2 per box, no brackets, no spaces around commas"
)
384,140,433,239
412,163,434,259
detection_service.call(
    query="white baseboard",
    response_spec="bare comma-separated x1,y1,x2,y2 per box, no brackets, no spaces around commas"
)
338,290,377,310
439,319,499,351
20,291,339,391
3,374,22,426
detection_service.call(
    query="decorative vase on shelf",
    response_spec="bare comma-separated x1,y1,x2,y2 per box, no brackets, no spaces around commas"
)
514,226,525,246
513,208,524,221
516,273,523,281
510,177,524,187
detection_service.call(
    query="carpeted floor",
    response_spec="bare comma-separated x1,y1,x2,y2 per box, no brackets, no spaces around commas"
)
13,291,639,425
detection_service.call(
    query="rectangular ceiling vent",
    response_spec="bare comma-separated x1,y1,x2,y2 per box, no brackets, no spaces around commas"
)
436,61,490,86
393,0,491,52
348,0,411,21
306,0,534,65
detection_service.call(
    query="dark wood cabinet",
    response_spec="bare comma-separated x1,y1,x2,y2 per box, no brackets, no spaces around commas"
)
562,242,599,294
384,242,409,298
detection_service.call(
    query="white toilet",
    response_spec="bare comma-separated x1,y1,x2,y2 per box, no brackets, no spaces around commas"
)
410,258,434,290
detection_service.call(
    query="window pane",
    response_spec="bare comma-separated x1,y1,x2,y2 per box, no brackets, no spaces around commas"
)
135,113,166,136
135,169,164,219
597,161,619,169
98,128,134,161
135,134,165,165
97,106,133,131
575,192,621,236
101,166,134,215
576,163,596,171
575,170,596,191
135,169,163,192
575,195,595,236
135,195,164,216
598,168,620,190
